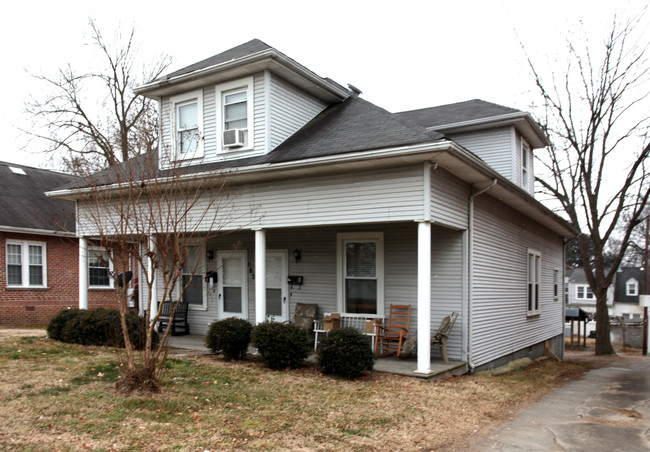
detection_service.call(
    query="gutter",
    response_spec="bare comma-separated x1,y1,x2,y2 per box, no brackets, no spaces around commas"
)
467,178,498,371
0,225,76,238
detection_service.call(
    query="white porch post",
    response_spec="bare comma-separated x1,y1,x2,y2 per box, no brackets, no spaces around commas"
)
148,236,158,323
78,237,88,310
415,220,432,375
255,228,267,325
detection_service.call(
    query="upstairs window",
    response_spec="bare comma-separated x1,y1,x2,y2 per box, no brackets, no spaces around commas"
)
171,90,203,160
521,138,530,188
626,279,638,296
576,284,594,300
527,249,541,315
6,241,46,288
217,77,253,152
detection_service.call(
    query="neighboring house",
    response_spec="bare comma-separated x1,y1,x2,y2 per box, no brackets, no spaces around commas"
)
50,39,574,373
0,162,117,325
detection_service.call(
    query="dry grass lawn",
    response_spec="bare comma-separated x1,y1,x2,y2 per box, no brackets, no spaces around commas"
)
0,331,599,451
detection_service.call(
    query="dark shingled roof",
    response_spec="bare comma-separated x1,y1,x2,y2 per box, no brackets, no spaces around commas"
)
161,39,273,81
0,162,78,232
395,99,521,129
60,95,447,188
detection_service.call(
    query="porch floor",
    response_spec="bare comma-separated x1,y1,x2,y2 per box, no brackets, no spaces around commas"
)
165,335,467,380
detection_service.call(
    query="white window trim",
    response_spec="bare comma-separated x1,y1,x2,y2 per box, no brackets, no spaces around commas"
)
170,89,204,161
6,240,47,288
575,284,594,300
88,247,114,289
527,248,541,316
216,77,254,154
553,268,560,301
336,232,384,316
176,245,208,311
626,279,639,297
521,138,530,189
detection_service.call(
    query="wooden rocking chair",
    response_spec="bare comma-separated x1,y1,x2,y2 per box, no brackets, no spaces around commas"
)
375,304,411,357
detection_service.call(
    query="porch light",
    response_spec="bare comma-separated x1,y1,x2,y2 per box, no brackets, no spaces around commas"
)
293,249,301,263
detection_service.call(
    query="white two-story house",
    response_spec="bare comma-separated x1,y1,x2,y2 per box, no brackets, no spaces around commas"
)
53,39,574,373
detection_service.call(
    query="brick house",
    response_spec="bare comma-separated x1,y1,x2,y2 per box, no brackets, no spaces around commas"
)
0,162,117,326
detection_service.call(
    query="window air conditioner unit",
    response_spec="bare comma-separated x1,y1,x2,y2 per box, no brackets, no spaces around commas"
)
223,129,246,148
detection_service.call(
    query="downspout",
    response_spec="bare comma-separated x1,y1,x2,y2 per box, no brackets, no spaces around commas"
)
467,178,497,371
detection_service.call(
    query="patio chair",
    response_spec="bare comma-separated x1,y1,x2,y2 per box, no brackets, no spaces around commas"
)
431,312,458,363
158,300,190,336
291,303,317,333
399,312,459,361
375,304,411,357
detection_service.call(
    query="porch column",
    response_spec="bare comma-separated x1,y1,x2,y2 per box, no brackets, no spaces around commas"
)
148,236,158,323
255,228,267,325
415,220,432,375
79,237,88,310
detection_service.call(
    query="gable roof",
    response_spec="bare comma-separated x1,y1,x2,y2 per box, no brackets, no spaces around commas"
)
0,162,78,234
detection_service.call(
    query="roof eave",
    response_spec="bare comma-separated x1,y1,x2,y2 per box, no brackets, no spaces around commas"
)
135,49,350,103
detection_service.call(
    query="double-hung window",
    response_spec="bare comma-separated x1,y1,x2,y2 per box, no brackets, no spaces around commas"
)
337,233,384,315
89,248,113,288
6,241,46,288
527,249,541,315
171,90,203,160
576,284,594,300
626,279,638,296
181,246,206,310
217,77,253,152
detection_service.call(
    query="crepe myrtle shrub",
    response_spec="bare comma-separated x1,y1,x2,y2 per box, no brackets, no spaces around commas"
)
205,317,253,360
47,308,83,341
317,328,376,378
251,320,312,369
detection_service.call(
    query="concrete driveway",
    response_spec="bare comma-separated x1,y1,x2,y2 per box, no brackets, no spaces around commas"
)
468,355,650,451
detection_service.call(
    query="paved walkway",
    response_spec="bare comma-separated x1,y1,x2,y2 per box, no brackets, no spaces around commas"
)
468,354,650,451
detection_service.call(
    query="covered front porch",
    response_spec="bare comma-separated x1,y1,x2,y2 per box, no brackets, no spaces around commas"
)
165,334,468,380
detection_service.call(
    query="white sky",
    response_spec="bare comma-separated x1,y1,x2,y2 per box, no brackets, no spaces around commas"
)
0,0,647,168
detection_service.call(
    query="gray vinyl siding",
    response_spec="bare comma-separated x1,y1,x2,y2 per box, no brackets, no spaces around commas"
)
269,74,327,150
203,86,216,157
471,194,564,368
448,127,514,181
253,73,266,151
160,97,172,158
430,167,470,229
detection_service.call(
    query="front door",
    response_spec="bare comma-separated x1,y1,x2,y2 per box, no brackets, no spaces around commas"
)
265,250,288,322
217,251,247,319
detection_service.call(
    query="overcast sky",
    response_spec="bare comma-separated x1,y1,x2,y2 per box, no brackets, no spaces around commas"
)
1,0,647,169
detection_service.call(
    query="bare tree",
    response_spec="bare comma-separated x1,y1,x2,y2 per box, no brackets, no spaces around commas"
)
528,13,650,354
26,19,171,173
76,151,241,393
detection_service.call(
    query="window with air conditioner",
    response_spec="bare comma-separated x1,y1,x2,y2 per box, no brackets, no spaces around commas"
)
217,77,253,152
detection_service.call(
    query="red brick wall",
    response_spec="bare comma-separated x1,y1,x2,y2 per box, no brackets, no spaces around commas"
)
0,232,119,326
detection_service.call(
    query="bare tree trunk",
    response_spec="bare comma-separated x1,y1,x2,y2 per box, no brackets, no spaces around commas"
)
595,293,615,355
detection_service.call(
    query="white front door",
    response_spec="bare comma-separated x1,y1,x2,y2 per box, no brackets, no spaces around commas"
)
265,250,288,322
217,251,247,319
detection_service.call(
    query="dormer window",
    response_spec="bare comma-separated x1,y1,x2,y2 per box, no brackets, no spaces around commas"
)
521,138,530,188
171,90,204,160
217,77,254,152
626,279,638,296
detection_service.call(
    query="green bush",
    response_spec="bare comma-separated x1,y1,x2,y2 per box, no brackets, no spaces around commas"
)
50,308,153,349
47,308,82,341
251,321,311,369
317,328,376,378
206,318,252,359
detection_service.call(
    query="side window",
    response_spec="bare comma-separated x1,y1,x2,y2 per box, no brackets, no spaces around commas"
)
216,77,254,152
527,249,541,315
521,139,530,189
6,241,46,288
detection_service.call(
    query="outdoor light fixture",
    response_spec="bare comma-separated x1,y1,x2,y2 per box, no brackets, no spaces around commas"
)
293,249,301,263
206,250,214,261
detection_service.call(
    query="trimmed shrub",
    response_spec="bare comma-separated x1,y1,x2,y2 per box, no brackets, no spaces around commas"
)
51,308,153,349
206,318,253,359
317,328,376,378
47,308,83,341
251,320,311,369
